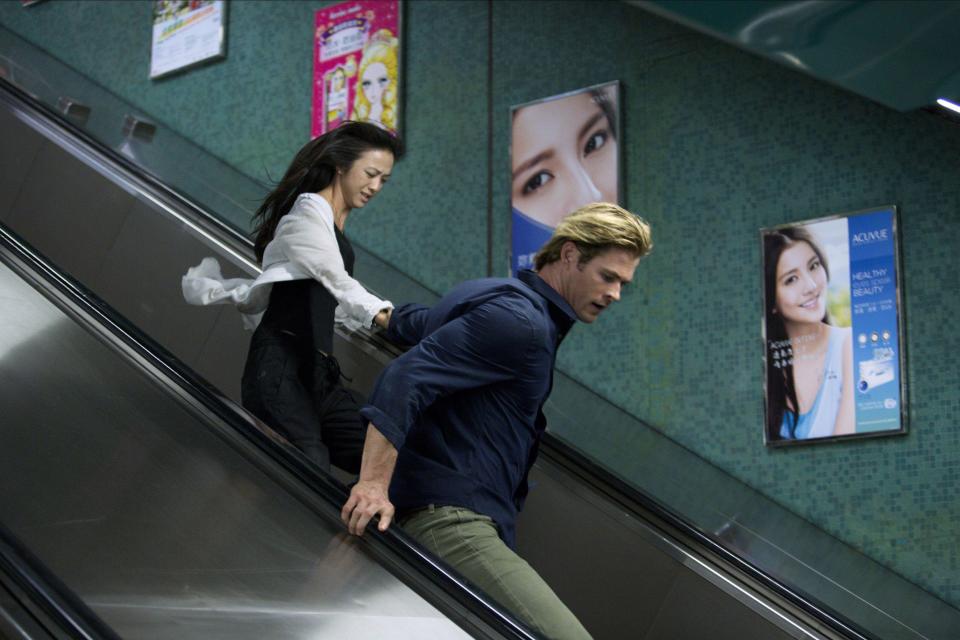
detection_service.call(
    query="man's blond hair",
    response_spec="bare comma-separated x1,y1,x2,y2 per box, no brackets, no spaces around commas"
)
534,202,652,270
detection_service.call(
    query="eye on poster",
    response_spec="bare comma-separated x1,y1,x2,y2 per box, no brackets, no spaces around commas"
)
150,1,226,79
312,0,401,137
761,206,906,446
509,81,621,275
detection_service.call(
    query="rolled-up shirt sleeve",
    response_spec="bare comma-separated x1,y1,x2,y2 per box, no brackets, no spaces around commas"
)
361,295,539,450
385,302,431,346
276,197,392,328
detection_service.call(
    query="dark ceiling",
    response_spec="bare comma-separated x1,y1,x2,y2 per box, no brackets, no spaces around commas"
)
638,0,960,113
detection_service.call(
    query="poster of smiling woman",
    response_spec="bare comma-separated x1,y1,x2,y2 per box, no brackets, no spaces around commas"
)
510,81,621,275
312,1,401,137
761,206,907,446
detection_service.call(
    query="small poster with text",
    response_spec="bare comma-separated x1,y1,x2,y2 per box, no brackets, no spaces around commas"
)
150,1,226,79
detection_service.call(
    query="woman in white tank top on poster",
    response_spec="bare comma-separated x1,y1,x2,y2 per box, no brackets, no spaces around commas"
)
764,227,855,442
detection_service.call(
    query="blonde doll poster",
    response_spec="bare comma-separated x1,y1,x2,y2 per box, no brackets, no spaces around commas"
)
312,1,401,137
761,206,906,446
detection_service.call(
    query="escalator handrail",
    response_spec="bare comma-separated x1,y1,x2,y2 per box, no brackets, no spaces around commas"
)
539,435,875,640
0,521,121,640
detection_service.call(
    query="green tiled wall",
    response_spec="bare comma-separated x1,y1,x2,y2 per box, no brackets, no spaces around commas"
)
3,0,957,608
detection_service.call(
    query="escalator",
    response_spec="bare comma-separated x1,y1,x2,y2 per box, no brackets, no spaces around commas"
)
0,191,529,638
2,27,958,640
0,192,535,640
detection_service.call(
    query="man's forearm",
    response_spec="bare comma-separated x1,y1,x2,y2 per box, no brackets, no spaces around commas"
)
342,423,400,535
359,422,398,486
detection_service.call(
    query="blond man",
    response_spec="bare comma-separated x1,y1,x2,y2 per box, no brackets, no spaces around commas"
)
343,203,652,640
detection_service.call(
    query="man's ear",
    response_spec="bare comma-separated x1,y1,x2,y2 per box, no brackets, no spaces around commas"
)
559,241,580,267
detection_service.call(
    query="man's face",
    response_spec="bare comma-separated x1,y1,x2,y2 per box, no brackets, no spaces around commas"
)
563,246,640,323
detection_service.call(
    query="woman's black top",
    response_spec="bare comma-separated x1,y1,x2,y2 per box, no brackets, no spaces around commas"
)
255,225,356,355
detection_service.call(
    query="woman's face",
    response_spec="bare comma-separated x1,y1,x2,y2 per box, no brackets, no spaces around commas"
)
774,241,828,326
336,149,394,210
361,62,390,106
511,91,618,227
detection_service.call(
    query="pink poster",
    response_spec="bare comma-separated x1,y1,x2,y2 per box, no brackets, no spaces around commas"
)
312,0,401,137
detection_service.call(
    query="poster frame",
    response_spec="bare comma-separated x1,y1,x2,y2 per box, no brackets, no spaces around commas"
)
150,0,228,81
760,205,908,447
508,80,622,275
311,0,403,138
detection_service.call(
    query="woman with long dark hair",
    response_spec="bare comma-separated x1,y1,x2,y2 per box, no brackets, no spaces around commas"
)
183,122,403,471
763,226,854,442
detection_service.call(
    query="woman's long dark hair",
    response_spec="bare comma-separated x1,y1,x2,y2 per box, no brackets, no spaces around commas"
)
252,121,404,262
763,227,830,440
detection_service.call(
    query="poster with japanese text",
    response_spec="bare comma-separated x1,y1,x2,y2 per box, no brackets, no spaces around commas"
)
761,206,906,446
312,0,401,137
509,81,621,275
150,1,226,79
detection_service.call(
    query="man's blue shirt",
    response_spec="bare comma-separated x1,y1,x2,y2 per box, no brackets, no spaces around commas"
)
359,270,576,547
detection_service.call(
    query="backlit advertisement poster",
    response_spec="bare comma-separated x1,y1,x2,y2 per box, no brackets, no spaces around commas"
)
761,206,906,446
510,81,621,275
312,1,401,137
150,1,226,79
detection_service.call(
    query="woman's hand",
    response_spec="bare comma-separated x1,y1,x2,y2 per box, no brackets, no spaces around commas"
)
374,307,392,329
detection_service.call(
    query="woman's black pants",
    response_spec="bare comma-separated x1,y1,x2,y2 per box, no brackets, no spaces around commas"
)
240,335,366,473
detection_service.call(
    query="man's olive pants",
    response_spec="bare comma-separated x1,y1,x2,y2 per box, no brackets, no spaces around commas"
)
399,505,592,640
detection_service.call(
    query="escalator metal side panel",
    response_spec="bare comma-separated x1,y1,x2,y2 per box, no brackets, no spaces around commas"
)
0,242,479,639
517,458,824,640
0,577,63,640
0,106,45,224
